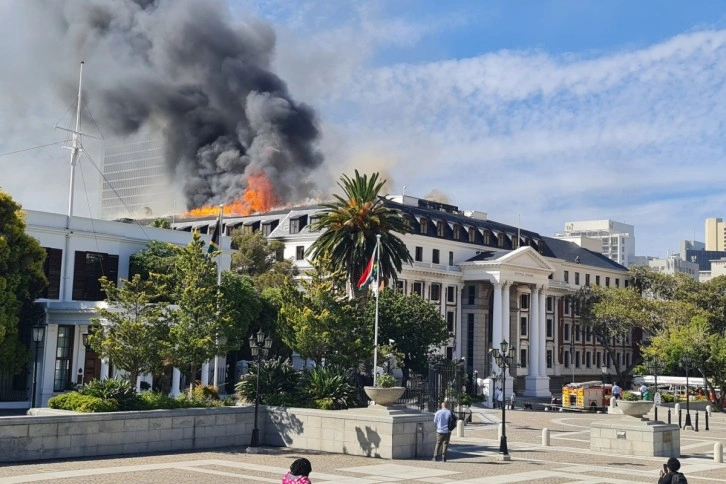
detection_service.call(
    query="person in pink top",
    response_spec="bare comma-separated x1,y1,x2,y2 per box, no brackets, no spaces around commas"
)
282,458,312,484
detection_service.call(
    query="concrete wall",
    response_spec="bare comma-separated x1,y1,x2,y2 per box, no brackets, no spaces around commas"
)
0,406,436,463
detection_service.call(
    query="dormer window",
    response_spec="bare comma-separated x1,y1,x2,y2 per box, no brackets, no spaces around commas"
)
511,236,518,250
289,215,308,234
483,230,491,245
497,233,505,248
436,221,445,237
453,224,461,240
420,218,428,234
468,227,476,243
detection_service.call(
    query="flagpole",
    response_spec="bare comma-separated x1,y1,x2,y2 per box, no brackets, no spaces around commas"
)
373,234,381,387
213,204,223,389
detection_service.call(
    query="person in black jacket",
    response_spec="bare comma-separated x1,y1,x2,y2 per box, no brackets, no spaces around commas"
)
658,457,687,484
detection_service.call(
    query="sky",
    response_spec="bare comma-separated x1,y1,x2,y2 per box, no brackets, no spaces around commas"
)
2,0,726,259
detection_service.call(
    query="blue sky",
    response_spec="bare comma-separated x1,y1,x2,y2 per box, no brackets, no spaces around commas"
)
3,0,726,260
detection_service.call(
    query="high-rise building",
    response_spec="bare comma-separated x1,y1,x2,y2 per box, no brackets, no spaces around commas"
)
101,140,176,220
705,217,726,251
554,220,635,267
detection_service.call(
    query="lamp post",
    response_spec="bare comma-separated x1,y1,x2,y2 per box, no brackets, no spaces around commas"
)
31,321,46,408
645,356,663,421
248,329,272,448
680,353,693,430
600,366,608,385
490,339,516,460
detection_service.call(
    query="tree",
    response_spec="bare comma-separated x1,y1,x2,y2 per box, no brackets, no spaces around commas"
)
0,191,46,372
164,233,232,390
370,288,451,386
306,171,412,294
89,275,169,387
220,271,262,350
230,230,297,290
129,241,180,302
278,255,370,368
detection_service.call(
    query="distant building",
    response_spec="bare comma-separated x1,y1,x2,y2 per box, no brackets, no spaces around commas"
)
705,218,726,251
647,255,699,280
554,220,635,267
701,258,726,282
101,140,177,220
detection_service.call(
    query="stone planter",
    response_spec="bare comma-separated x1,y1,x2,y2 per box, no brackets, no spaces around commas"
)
616,400,654,417
364,386,405,406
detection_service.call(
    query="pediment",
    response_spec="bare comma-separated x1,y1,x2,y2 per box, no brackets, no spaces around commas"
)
497,247,554,272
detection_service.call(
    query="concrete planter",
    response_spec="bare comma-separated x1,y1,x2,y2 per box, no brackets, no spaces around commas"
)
364,386,405,406
616,400,654,417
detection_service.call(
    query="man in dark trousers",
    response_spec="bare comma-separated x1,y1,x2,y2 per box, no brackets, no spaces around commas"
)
658,457,687,484
432,400,453,462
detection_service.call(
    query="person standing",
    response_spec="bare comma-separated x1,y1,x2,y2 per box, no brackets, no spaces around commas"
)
282,458,312,484
658,457,687,484
495,387,503,409
432,401,453,462
612,382,621,400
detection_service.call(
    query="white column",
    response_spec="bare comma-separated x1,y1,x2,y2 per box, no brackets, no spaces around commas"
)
170,367,181,397
201,361,210,386
502,282,511,344
538,288,547,377
529,286,540,377
491,282,502,375
100,358,110,381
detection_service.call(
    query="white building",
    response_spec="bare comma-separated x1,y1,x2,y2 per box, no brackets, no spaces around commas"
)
555,220,636,267
176,195,635,398
2,211,229,409
101,140,177,220
647,254,699,281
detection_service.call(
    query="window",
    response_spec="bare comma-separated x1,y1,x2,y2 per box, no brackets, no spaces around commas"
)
41,247,62,299
420,218,428,234
575,351,581,368
564,323,570,341
295,246,305,260
586,327,593,342
575,325,581,342
512,237,518,249
289,216,307,234
432,249,440,264
575,272,580,285
446,286,456,303
467,285,475,305
446,347,453,360
448,251,454,266
595,275,601,286
624,280,629,288
308,216,320,231
467,316,474,369
520,348,527,368
415,246,423,262
520,294,530,309
520,317,528,337
546,318,553,338
616,352,621,366
54,325,75,391
72,251,119,301
437,221,445,237
615,278,620,288
564,271,569,283
446,311,455,332
261,220,278,237
585,274,590,286
547,349,553,368
546,296,553,312
605,277,610,287
483,230,491,245
497,233,505,248
413,282,423,297
430,283,441,301
395,280,406,293
597,352,602,368
626,353,631,367
564,351,570,368
453,225,461,240
564,299,571,315
468,227,477,243
607,353,612,367
586,351,591,368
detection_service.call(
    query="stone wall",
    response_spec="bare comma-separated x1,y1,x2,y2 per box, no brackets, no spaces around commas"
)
0,406,436,463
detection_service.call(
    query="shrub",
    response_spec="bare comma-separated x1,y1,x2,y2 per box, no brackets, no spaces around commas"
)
81,378,139,410
191,385,220,401
48,392,119,412
235,358,300,405
301,366,359,410
459,393,474,406
376,373,397,388
621,391,638,401
222,395,237,406
138,391,182,410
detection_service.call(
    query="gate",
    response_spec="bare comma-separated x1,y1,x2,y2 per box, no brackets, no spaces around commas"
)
426,360,467,412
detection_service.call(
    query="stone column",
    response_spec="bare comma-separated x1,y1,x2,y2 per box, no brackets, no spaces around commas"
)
538,289,547,377
502,282,511,344
201,361,210,386
100,358,110,381
491,282,502,375
529,286,540,377
170,367,181,397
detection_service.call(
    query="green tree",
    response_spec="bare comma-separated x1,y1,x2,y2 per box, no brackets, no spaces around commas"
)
306,171,412,294
0,191,46,372
230,230,296,290
370,288,451,385
164,233,232,391
220,271,262,350
278,256,370,367
129,241,180,302
89,275,169,387
150,218,171,229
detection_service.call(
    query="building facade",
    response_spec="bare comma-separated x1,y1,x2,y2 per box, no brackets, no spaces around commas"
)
705,218,726,251
555,219,636,267
647,254,699,280
175,195,634,397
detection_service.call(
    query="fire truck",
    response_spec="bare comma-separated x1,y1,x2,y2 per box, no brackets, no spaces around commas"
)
562,381,612,409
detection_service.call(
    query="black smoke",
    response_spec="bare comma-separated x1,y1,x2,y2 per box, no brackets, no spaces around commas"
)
20,0,323,209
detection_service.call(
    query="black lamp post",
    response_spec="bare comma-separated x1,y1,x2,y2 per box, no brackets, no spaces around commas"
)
248,329,272,447
645,356,663,421
31,321,46,408
490,339,516,459
680,352,693,430
600,365,608,385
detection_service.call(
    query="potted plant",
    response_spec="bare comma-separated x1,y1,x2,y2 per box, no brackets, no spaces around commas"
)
364,374,405,406
616,391,654,417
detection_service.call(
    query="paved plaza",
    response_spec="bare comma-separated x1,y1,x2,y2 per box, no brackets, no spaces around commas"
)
1,408,724,483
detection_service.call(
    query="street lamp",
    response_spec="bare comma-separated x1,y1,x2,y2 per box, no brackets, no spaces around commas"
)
490,339,517,460
645,356,663,421
600,366,609,385
31,321,46,408
680,353,693,430
248,329,272,447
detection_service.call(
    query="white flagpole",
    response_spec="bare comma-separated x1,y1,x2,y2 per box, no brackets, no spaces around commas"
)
213,204,223,389
373,234,381,386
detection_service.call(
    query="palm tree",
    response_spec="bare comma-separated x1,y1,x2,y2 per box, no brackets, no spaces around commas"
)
307,171,412,292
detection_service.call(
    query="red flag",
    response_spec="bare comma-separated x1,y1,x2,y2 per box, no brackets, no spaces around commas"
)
357,253,375,289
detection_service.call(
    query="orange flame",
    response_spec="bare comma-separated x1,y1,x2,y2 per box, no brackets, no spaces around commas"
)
186,173,280,217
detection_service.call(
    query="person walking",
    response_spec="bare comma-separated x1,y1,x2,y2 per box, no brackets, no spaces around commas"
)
612,382,622,400
495,387,503,409
658,457,687,484
639,383,648,400
432,401,453,462
282,458,312,484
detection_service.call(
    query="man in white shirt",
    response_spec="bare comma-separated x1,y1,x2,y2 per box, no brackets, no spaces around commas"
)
639,383,648,399
432,401,453,462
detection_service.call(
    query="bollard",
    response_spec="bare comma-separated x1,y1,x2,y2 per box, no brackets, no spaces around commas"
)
457,419,464,438
678,408,682,429
667,408,672,425
706,405,712,417
705,410,709,431
542,428,550,446
715,442,723,463
695,412,699,432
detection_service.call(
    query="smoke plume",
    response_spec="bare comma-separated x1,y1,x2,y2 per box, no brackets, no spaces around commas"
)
15,0,323,209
